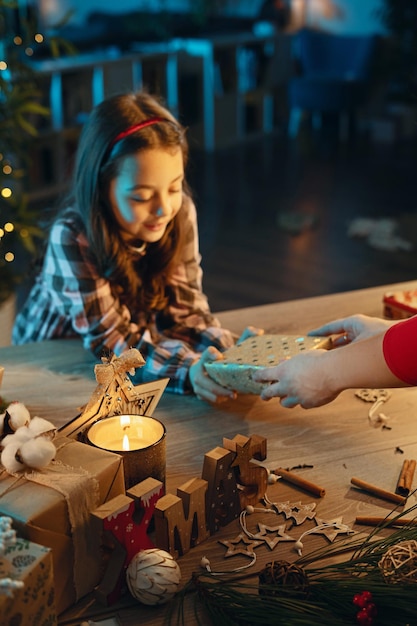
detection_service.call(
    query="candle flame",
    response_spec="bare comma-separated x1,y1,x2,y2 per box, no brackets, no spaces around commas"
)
120,415,131,429
122,434,130,451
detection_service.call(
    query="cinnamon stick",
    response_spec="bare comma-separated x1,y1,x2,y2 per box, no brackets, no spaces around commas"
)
350,476,406,505
273,467,325,497
396,459,416,496
355,516,417,527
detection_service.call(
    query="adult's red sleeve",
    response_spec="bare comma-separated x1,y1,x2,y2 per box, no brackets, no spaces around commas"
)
382,316,417,385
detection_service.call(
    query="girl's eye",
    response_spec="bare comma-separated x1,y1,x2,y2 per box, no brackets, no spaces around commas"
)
170,188,182,195
131,195,151,203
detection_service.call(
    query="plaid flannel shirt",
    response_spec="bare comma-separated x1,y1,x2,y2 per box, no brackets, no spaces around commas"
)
12,196,236,393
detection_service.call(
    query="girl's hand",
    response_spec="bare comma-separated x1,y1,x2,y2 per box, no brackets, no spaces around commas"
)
189,347,237,403
190,326,264,403
237,325,264,343
308,314,394,347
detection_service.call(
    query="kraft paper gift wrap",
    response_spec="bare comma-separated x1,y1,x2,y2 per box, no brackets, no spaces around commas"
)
0,537,57,626
0,435,125,614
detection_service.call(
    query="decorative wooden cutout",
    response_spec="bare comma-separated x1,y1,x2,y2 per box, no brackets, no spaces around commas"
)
252,523,296,550
219,533,263,558
91,477,163,605
274,501,317,525
154,477,209,559
202,446,241,534
311,517,352,543
59,349,168,438
223,434,268,507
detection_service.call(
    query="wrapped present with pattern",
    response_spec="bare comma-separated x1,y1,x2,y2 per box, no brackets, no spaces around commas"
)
0,517,57,626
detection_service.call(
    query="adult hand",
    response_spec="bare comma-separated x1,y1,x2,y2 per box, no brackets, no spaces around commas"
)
189,346,237,403
308,314,394,347
252,349,338,408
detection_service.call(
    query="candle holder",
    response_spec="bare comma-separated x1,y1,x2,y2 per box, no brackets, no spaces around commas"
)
86,414,166,491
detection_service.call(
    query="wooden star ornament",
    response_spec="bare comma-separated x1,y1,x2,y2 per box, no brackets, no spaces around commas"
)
219,533,263,558
311,517,354,542
253,523,296,550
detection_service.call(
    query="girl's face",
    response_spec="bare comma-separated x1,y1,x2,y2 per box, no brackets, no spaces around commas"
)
109,148,184,244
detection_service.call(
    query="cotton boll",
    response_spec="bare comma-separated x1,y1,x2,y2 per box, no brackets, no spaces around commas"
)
2,402,30,435
6,402,30,427
1,427,32,449
19,438,56,469
27,417,56,440
1,441,26,473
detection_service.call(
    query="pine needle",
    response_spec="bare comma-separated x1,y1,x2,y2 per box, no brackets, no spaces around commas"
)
171,501,417,625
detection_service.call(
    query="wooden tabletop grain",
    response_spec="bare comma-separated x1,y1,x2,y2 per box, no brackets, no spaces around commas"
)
1,280,416,626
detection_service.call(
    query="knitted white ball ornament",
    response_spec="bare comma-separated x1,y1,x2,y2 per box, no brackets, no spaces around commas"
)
126,548,181,606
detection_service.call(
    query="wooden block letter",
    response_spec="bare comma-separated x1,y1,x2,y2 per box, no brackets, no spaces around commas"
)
202,446,241,534
223,434,268,508
92,477,164,605
154,477,209,559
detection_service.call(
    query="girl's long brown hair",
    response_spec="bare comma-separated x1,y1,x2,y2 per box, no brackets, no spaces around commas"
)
64,91,189,313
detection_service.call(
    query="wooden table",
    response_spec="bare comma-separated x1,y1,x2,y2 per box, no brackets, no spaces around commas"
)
1,281,417,625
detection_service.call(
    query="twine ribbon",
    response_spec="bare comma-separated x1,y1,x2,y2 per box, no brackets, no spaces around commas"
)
94,349,145,386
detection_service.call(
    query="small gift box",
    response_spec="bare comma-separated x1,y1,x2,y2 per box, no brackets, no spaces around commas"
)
0,435,125,614
383,289,417,319
0,537,56,626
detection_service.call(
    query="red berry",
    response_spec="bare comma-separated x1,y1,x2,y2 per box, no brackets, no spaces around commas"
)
361,591,373,604
353,593,368,608
356,608,373,626
366,603,377,618
353,593,366,608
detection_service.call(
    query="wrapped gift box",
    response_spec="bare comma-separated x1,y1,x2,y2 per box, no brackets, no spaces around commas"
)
0,537,57,626
205,334,332,394
0,435,125,614
383,289,417,319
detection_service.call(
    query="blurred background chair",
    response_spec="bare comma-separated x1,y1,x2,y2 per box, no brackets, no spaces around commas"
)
288,28,377,139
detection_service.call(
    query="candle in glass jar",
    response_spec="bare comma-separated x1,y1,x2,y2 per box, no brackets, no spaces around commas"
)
87,414,166,490
88,414,163,451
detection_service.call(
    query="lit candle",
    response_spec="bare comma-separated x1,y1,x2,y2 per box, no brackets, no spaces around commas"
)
87,415,166,491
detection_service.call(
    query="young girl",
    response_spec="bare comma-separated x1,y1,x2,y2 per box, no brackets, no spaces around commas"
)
253,313,414,409
12,91,259,402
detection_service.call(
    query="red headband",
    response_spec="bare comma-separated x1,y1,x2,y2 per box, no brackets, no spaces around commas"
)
110,116,166,148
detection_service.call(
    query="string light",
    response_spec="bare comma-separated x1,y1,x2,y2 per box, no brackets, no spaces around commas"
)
0,10,49,283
